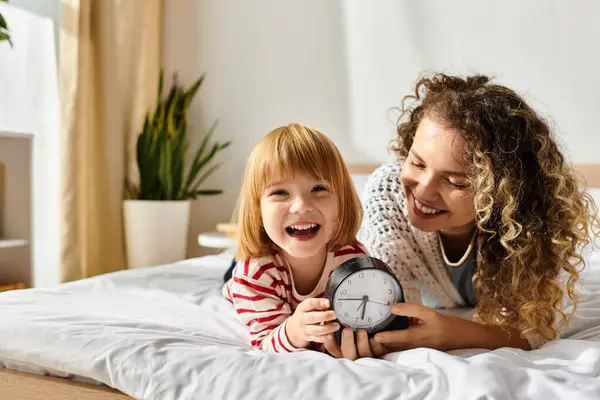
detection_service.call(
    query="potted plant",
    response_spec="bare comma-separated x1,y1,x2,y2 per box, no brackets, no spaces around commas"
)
0,0,13,47
124,71,231,268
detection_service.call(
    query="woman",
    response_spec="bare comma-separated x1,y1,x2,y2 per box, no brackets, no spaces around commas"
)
325,73,599,359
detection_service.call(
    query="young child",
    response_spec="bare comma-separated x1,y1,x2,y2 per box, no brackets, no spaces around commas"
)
223,123,367,353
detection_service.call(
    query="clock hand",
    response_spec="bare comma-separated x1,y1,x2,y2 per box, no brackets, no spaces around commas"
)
356,300,365,312
361,300,366,320
367,299,391,306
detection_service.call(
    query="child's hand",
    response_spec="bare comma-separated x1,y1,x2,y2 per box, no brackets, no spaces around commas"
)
285,298,340,349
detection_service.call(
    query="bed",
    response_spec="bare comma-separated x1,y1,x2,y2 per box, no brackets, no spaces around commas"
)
1,163,600,400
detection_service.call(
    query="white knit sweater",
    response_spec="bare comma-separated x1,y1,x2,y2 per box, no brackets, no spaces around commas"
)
356,162,547,350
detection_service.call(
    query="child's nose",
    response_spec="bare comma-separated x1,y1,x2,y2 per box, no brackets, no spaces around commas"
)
290,195,313,214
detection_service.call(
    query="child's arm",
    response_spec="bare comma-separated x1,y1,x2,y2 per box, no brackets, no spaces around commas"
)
226,258,337,352
225,259,295,352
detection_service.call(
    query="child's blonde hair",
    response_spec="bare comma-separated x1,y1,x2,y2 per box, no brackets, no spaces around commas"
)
235,123,362,260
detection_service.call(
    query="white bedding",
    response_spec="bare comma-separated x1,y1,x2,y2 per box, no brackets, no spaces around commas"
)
1,252,600,400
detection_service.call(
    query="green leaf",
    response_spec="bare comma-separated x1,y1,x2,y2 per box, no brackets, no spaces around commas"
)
130,72,229,201
182,74,205,111
0,13,7,30
159,137,173,199
156,70,164,107
188,141,232,194
0,30,10,43
171,126,187,199
182,120,219,192
189,163,222,194
195,139,231,174
151,103,164,130
165,90,180,136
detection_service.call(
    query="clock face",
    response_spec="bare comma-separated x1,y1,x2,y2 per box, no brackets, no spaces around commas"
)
331,268,401,333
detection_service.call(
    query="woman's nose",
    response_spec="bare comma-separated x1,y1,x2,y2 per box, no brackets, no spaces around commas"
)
414,173,439,202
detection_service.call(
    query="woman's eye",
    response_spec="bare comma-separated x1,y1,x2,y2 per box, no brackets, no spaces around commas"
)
410,161,425,169
446,179,468,190
312,185,328,192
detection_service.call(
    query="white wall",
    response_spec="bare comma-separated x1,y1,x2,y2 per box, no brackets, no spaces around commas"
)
164,0,600,258
342,0,600,163
7,0,60,54
163,0,364,257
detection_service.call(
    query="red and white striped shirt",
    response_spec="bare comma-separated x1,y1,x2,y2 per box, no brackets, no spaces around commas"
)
223,242,368,353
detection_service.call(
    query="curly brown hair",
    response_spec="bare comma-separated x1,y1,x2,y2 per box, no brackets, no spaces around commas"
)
392,73,599,341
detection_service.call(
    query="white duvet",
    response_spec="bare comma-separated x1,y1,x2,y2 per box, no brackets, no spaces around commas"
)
1,252,600,400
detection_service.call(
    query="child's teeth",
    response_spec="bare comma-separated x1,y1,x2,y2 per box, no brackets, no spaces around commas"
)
290,223,317,230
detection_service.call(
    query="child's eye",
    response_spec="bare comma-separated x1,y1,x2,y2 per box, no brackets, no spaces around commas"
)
312,185,328,192
270,189,288,196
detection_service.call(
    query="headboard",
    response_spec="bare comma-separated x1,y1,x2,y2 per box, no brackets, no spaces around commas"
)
348,163,600,215
348,163,600,189
216,163,600,237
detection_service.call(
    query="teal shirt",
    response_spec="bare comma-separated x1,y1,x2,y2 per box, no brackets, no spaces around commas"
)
444,247,478,307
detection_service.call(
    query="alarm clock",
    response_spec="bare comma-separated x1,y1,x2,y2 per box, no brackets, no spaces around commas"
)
324,255,409,340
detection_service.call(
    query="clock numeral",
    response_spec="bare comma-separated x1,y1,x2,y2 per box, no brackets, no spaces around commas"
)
373,272,376,278
388,289,392,294
355,317,359,323
344,312,349,318
341,290,347,295
383,279,387,284
347,279,352,285
368,317,372,323
386,301,391,306
337,302,342,308
359,273,364,278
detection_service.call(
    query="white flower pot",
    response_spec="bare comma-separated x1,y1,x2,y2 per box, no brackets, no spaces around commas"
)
123,200,191,268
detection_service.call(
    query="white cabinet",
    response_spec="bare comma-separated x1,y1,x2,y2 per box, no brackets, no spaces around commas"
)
0,3,61,287
0,133,32,286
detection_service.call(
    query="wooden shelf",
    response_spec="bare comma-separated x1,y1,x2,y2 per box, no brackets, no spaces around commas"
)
0,239,28,249
0,282,26,292
0,131,34,139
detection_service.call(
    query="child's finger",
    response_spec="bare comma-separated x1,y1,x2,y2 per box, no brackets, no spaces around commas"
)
301,310,337,325
296,298,330,312
305,322,340,339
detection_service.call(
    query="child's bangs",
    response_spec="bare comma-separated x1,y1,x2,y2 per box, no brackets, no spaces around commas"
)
257,136,335,190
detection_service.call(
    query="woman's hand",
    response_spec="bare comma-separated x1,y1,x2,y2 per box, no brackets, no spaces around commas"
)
285,298,340,349
372,303,532,351
324,327,391,360
324,302,531,356
323,303,452,358
323,304,459,357
372,303,456,351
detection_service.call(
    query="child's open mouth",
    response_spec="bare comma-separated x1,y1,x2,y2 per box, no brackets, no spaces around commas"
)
285,223,321,239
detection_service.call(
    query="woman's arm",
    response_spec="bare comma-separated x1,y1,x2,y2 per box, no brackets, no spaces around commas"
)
447,317,531,350
373,303,531,351
324,304,532,359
